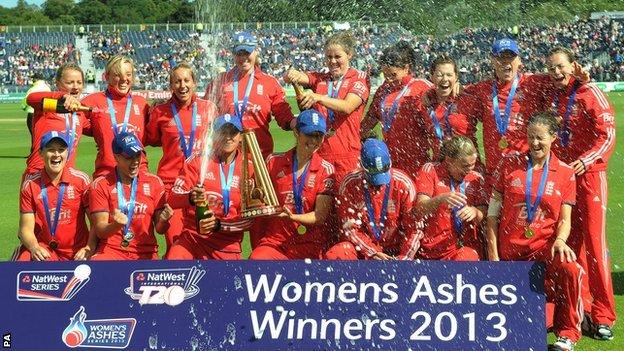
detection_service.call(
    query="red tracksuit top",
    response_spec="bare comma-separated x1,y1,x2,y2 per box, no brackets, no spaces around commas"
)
146,95,218,186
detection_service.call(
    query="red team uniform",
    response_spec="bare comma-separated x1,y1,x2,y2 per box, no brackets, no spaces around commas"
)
16,167,91,261
305,67,370,180
493,154,583,342
24,91,90,176
550,78,617,327
250,149,336,259
367,76,432,177
167,153,253,259
146,96,217,248
81,90,150,178
205,68,294,157
89,170,166,260
417,89,479,161
463,74,550,175
415,162,487,260
326,169,421,260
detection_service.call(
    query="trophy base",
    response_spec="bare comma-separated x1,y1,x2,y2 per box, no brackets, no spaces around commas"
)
241,205,281,219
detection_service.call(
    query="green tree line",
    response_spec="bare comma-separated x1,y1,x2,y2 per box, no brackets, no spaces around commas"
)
1,0,622,34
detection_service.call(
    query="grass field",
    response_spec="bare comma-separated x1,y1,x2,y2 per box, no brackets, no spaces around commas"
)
1,95,623,349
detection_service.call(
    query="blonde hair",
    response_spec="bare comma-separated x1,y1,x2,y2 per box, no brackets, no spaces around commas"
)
440,135,477,160
105,55,134,78
324,31,356,57
169,62,196,84
55,63,84,82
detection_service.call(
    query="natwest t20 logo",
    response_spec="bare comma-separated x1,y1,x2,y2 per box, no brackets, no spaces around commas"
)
17,264,91,301
124,267,205,306
62,306,136,349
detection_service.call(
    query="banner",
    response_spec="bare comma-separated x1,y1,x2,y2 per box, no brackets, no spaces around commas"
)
0,260,546,350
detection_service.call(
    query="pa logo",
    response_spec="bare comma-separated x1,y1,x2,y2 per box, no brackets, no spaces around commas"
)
125,267,205,306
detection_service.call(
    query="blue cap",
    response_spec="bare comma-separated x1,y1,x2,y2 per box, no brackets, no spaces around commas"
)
213,114,243,132
296,109,326,135
112,131,144,158
39,130,69,151
491,38,519,56
232,32,257,53
360,139,392,186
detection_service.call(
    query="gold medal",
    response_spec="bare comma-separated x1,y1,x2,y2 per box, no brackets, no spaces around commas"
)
326,128,336,137
49,240,58,250
498,136,508,149
456,239,464,248
121,240,130,248
297,225,307,235
524,227,534,239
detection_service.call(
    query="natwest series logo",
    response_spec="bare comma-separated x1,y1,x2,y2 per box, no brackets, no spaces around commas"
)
62,306,136,349
124,267,205,306
17,264,91,301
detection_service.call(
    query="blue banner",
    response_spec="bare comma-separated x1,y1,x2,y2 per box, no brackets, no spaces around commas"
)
0,261,546,350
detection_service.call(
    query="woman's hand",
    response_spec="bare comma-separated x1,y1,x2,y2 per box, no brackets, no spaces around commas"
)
551,238,577,263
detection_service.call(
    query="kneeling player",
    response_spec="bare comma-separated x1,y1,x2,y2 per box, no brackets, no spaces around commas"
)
15,131,95,261
415,136,487,261
325,139,422,260
89,132,171,260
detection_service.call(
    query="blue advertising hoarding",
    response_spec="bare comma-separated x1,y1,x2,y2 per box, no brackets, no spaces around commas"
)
0,260,546,350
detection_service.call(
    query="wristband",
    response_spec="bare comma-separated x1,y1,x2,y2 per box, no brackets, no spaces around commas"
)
213,218,222,232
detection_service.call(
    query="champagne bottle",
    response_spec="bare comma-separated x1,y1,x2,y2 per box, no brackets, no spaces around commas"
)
194,185,212,225
293,83,304,100
42,97,92,113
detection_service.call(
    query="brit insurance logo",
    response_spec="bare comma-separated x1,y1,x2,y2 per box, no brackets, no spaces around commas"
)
62,306,136,349
17,264,91,301
124,266,205,306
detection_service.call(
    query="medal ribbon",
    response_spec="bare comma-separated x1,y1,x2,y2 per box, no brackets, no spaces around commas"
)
115,168,138,238
428,103,454,141
291,150,310,214
170,101,197,158
362,178,391,240
491,74,519,138
449,178,466,236
106,91,133,137
326,74,345,125
381,80,412,132
219,159,236,216
525,156,550,226
553,81,580,147
233,68,255,120
41,181,66,239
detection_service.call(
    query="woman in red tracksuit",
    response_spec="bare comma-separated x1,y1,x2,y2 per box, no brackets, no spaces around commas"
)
249,109,335,260
23,63,90,179
415,136,487,261
361,41,433,179
284,31,370,182
82,55,150,178
486,112,583,351
146,63,217,252
166,114,253,260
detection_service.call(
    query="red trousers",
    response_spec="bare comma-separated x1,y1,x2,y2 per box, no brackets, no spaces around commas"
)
249,243,324,260
90,245,158,260
165,232,241,260
425,246,480,261
13,243,72,261
543,258,585,342
325,241,370,260
568,171,615,326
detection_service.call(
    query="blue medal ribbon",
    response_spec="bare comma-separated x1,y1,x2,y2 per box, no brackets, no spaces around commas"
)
428,103,454,141
106,91,133,138
381,81,412,132
525,156,550,226
64,112,77,159
41,180,66,239
326,74,345,125
115,169,138,238
219,159,236,216
491,75,519,138
291,150,310,214
553,81,580,147
170,101,197,158
362,178,391,240
449,177,466,237
233,68,255,121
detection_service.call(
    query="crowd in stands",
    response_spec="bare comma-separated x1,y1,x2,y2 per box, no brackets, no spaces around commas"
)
0,16,622,92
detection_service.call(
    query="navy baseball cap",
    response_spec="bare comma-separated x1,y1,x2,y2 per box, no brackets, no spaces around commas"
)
213,114,243,132
361,139,392,186
296,109,326,135
491,38,519,56
232,32,257,53
112,131,144,158
39,130,69,151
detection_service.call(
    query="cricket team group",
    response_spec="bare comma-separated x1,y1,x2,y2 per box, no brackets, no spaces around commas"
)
14,30,616,350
